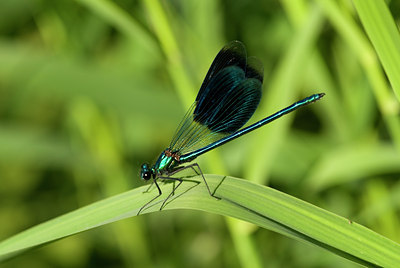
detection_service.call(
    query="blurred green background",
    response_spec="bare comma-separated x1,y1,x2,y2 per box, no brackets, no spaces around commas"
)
1,0,400,267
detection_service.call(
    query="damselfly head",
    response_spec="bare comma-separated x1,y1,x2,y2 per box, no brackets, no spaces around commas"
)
140,163,153,180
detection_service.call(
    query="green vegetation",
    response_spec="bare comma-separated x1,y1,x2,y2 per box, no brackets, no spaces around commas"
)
1,0,400,267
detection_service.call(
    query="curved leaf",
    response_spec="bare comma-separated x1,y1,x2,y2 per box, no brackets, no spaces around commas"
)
0,175,399,266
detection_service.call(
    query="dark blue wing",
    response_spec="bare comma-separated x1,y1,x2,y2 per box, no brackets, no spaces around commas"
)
194,66,262,133
196,40,247,100
169,41,263,155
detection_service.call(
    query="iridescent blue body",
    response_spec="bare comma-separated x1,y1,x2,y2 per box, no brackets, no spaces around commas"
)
139,41,324,214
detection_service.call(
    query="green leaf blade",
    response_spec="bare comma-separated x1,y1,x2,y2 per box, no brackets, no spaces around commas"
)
1,176,399,266
353,0,400,101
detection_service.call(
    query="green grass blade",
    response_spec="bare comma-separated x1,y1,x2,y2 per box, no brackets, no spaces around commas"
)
0,176,399,266
352,0,400,101
74,0,158,54
143,0,195,106
317,0,400,152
